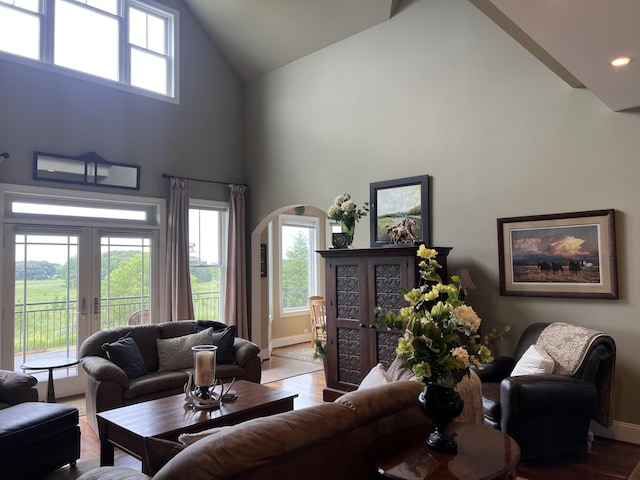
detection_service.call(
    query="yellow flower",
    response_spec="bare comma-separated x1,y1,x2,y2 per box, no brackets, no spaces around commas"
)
396,337,414,356
404,288,423,305
417,245,437,259
451,346,470,367
412,361,432,382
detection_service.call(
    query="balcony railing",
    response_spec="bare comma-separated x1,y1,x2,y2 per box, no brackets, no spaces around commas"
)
14,291,220,356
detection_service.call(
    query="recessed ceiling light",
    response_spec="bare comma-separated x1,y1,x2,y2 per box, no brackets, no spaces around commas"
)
611,56,631,67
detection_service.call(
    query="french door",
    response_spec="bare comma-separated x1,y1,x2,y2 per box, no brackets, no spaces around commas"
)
2,224,159,398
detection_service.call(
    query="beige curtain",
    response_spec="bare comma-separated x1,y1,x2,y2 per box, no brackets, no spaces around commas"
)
164,178,195,322
225,185,248,338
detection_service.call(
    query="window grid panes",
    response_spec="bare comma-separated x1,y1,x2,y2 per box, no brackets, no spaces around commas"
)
189,208,224,321
0,0,176,99
280,215,318,313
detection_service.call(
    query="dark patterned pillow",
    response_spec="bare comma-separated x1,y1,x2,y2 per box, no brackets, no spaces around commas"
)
102,333,147,379
212,327,236,365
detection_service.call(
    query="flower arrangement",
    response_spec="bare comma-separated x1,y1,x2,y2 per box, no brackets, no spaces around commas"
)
375,245,508,388
327,194,369,244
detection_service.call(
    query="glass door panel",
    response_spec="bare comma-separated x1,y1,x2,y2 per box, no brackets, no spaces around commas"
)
99,234,153,329
12,231,83,391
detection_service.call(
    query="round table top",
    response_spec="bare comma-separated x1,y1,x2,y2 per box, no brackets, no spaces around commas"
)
20,357,79,370
370,422,520,480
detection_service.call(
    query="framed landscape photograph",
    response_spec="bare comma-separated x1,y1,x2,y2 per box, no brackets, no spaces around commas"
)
497,209,618,299
369,175,430,247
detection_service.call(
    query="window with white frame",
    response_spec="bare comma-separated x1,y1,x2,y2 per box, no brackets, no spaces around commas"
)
279,214,318,314
0,0,178,99
189,205,226,321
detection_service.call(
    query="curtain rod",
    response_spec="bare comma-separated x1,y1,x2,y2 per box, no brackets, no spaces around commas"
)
161,173,247,187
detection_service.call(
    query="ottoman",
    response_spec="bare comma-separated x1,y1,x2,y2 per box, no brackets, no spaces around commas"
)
0,402,80,479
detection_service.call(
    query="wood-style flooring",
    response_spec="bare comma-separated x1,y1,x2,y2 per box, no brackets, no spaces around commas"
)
68,344,640,479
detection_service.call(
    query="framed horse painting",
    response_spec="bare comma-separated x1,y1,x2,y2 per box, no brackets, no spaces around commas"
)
497,209,618,299
369,175,430,247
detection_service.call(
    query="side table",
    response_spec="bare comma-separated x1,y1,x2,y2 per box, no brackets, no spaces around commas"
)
370,422,520,480
21,357,79,403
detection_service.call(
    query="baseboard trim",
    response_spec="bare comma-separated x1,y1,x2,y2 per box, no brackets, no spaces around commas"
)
591,419,640,445
260,334,312,361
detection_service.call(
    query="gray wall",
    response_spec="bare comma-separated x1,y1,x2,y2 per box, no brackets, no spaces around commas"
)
245,0,640,426
0,0,244,202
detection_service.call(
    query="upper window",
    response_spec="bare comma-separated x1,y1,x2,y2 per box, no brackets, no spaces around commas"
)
0,0,178,100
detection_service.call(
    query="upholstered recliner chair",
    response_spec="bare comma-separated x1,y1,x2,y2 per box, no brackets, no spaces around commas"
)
474,322,615,460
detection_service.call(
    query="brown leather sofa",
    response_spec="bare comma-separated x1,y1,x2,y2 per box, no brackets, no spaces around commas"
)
0,370,80,479
80,320,261,433
77,381,435,480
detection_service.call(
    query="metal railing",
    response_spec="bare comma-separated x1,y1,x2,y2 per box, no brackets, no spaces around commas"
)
14,291,220,355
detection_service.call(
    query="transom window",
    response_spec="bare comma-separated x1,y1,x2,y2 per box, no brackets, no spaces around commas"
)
0,0,178,99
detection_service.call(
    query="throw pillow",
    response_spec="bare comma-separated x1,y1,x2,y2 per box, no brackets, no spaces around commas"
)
211,326,235,365
510,344,555,376
196,320,237,337
386,355,417,382
102,333,147,379
358,363,392,390
0,370,37,404
143,437,186,476
156,327,213,371
178,425,232,445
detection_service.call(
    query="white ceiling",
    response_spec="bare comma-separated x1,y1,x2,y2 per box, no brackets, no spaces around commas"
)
183,0,640,111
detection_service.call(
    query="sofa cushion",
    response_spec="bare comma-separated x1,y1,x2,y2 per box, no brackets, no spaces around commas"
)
358,363,391,390
102,334,147,379
156,328,213,371
0,402,78,450
123,370,189,400
211,327,236,365
510,345,554,376
0,370,37,405
177,425,232,445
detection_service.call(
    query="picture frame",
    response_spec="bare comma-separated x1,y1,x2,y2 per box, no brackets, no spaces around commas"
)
369,175,430,247
260,244,267,277
497,209,618,299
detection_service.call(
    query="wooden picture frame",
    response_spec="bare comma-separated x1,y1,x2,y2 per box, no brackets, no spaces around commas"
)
369,175,430,247
260,244,267,277
497,209,618,299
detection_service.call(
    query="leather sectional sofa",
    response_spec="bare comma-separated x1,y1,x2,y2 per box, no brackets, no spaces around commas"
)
79,320,261,433
77,381,437,480
0,369,80,479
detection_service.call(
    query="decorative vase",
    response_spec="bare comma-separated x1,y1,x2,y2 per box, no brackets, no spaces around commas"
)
418,382,464,453
341,219,355,246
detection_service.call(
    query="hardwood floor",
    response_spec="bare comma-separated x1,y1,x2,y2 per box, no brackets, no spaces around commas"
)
67,344,640,478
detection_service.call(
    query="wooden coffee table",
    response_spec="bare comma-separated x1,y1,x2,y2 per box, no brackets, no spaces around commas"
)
370,422,520,480
97,380,297,473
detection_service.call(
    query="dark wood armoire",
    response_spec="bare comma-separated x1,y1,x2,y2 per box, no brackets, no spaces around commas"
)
318,246,451,401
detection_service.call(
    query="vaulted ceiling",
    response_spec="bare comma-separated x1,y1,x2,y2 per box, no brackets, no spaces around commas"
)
183,0,640,112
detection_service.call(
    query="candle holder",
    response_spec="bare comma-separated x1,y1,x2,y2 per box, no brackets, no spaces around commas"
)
185,345,222,409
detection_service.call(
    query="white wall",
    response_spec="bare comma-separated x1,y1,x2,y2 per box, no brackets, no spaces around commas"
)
245,0,640,432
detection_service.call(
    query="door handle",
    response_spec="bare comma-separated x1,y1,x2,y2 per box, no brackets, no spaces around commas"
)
93,298,99,315
81,298,87,315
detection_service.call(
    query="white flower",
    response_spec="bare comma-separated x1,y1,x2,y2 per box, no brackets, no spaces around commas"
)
451,346,470,367
451,305,481,334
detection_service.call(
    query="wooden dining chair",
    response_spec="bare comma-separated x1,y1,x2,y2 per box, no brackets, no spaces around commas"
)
308,297,327,346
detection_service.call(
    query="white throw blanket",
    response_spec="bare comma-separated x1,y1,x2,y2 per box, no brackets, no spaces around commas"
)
536,322,614,426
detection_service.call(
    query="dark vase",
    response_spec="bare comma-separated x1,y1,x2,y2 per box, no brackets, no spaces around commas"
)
418,382,464,453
